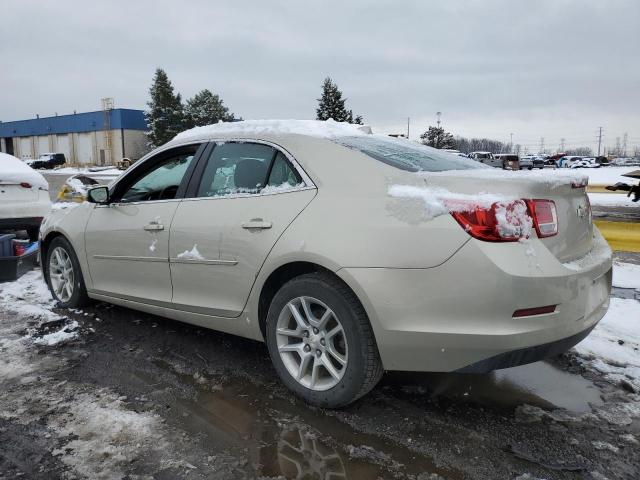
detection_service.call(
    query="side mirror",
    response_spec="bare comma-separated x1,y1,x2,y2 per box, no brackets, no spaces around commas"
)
87,186,110,204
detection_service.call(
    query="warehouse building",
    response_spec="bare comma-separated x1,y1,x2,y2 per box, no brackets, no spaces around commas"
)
0,106,149,165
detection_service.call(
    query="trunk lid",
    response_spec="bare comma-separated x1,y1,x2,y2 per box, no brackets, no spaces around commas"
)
417,170,593,262
0,183,40,202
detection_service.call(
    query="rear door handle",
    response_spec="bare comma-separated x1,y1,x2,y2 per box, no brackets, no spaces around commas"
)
144,222,164,231
241,219,272,230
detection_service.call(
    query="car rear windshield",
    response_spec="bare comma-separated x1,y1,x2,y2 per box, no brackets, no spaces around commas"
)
333,136,486,172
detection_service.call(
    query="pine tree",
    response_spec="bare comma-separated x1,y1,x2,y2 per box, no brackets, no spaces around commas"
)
420,126,455,149
145,68,186,147
316,77,363,124
185,89,235,128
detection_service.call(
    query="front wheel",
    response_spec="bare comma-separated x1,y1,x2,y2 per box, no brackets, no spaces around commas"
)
265,272,383,408
45,236,91,308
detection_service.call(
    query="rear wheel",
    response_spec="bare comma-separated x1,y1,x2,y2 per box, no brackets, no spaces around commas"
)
45,236,91,308
265,272,383,408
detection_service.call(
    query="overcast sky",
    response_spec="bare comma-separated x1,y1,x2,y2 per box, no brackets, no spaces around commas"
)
2,0,639,152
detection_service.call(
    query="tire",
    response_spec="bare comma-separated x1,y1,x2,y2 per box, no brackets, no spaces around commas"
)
265,272,383,408
27,227,39,242
44,236,91,308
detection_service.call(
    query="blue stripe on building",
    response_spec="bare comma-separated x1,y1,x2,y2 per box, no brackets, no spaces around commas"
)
0,109,148,138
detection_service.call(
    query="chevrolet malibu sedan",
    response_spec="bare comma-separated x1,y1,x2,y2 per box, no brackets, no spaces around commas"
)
40,120,612,408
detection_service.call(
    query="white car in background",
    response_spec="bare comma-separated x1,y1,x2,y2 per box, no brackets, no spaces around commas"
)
39,120,611,407
0,152,51,240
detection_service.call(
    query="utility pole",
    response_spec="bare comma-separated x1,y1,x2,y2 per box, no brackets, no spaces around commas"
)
560,138,566,151
539,137,545,154
510,132,514,152
615,137,621,156
622,132,628,156
407,117,410,139
597,127,603,156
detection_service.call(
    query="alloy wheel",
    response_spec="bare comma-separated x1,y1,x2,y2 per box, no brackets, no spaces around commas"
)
49,246,75,303
276,296,348,391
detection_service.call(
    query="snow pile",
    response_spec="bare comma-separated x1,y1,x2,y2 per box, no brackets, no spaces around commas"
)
66,177,88,196
612,261,640,289
575,298,640,389
176,244,204,260
51,166,122,177
50,391,167,479
172,119,372,143
261,182,305,194
0,152,49,190
388,185,510,220
388,184,533,238
34,320,80,346
0,270,60,321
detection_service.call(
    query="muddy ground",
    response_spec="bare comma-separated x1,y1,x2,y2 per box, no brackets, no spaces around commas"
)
1,273,639,479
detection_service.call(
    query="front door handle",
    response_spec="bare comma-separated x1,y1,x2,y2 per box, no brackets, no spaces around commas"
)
241,219,272,230
144,222,164,231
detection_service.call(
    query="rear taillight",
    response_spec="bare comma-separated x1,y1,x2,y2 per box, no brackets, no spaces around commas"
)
20,182,32,189
526,199,558,238
450,198,558,242
450,199,532,242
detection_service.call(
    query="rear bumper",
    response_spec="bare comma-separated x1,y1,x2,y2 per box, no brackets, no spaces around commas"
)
456,323,596,373
337,229,612,372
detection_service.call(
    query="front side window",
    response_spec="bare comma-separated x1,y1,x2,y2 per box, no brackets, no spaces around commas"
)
197,143,303,197
333,136,487,172
119,149,197,203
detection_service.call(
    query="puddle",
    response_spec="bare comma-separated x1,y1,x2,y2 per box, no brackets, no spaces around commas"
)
148,362,463,480
387,361,603,413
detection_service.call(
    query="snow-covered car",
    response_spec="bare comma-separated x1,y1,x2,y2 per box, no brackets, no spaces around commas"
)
39,120,612,408
56,174,100,202
557,155,584,168
26,152,66,170
0,152,51,240
570,158,600,169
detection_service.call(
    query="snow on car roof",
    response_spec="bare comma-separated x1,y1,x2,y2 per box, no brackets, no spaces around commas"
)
172,119,373,144
0,152,48,189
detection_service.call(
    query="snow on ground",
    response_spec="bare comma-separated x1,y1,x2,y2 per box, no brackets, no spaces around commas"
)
574,297,640,390
0,270,185,479
588,192,637,207
50,166,122,177
544,166,638,185
49,390,168,479
0,269,61,321
613,261,640,289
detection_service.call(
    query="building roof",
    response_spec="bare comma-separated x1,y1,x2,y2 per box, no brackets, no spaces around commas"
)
0,109,148,138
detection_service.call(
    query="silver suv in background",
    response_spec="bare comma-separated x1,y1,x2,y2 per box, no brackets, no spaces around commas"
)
493,154,520,170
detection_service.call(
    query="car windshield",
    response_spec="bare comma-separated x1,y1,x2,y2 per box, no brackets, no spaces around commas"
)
333,136,486,172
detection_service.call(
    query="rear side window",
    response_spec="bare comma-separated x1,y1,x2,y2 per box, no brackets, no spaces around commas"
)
267,152,302,187
333,136,486,172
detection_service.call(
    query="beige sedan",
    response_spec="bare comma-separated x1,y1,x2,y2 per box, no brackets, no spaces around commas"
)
40,120,612,407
